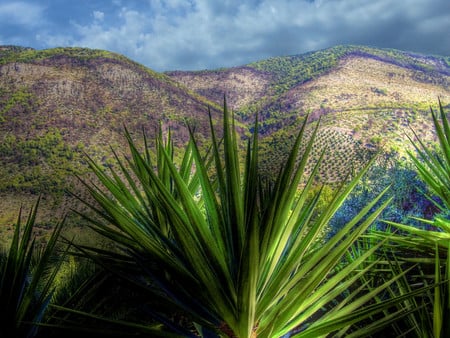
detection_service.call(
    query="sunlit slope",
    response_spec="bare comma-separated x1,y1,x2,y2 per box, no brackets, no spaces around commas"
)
168,46,450,181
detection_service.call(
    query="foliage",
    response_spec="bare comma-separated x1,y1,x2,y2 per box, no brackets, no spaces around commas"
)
61,100,428,337
40,259,178,338
327,154,439,238
406,100,450,211
0,198,65,337
0,87,36,122
248,46,347,94
0,128,81,193
343,233,438,338
372,101,450,337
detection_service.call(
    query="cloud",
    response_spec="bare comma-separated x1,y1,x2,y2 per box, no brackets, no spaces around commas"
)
0,1,46,47
62,0,448,71
93,11,105,21
2,0,449,71
0,2,44,27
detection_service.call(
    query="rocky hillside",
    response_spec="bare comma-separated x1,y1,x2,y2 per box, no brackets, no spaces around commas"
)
0,46,221,148
0,46,221,226
168,45,449,114
0,45,449,228
167,45,450,179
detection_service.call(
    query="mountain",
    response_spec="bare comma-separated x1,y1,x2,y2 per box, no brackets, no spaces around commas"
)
0,44,449,229
0,46,221,227
167,45,450,179
0,46,221,147
167,45,449,117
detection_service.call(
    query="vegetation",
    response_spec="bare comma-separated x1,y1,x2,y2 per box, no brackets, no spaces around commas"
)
248,45,450,95
0,198,65,337
0,46,132,66
2,100,450,336
370,101,450,337
1,42,450,336
43,101,439,337
249,45,348,94
328,154,440,237
0,128,81,193
0,87,36,122
259,123,374,183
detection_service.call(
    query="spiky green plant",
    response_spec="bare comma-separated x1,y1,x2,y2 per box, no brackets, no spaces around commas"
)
376,100,450,337
406,100,450,211
345,228,441,338
70,101,418,337
0,198,65,338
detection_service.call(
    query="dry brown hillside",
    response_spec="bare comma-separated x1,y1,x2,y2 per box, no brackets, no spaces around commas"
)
166,66,274,112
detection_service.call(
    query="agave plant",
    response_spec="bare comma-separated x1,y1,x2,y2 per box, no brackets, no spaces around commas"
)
0,198,65,338
373,100,450,337
70,101,419,337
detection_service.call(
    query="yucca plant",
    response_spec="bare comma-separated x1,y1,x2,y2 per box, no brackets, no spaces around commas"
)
0,198,65,338
407,100,450,212
71,101,417,337
375,100,450,337
42,265,177,337
347,227,441,338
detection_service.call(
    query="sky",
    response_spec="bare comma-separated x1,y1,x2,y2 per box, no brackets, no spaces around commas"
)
0,0,449,72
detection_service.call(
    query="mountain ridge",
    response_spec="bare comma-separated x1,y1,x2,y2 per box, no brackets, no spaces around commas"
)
0,44,449,227
167,45,449,113
166,45,449,145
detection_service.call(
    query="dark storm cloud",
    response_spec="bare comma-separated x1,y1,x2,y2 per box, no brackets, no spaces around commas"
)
0,0,448,71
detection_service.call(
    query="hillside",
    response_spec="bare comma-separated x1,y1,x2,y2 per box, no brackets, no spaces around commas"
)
167,45,450,179
0,46,221,226
167,45,449,112
166,66,275,112
0,46,221,148
1,44,450,230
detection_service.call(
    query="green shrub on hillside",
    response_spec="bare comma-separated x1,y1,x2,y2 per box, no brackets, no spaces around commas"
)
0,129,81,193
0,87,36,122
